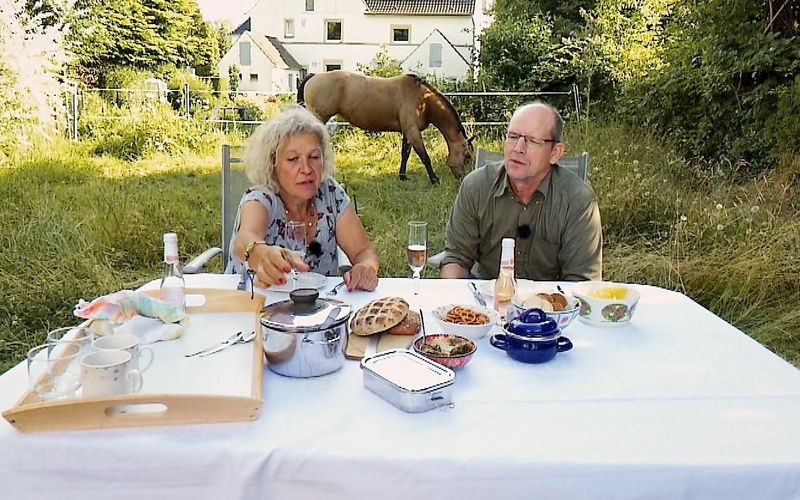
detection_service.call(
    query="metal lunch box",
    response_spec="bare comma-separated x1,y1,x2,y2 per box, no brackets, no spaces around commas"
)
360,349,455,413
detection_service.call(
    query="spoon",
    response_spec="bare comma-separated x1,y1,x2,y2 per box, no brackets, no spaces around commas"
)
418,308,429,351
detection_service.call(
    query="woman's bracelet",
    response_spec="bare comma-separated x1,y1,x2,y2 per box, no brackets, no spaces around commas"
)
244,240,267,264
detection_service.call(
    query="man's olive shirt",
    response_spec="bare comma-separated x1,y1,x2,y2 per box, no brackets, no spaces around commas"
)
442,160,602,281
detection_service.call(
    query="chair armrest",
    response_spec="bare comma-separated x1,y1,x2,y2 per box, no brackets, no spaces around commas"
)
427,251,445,268
337,246,352,276
183,247,222,274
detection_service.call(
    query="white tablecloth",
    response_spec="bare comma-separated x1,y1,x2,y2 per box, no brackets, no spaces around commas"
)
2,276,800,499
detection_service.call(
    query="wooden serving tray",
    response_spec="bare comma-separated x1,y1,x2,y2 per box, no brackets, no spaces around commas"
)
3,288,265,433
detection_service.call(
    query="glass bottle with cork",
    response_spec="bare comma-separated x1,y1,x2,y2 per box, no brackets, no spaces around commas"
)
160,232,186,313
493,238,517,320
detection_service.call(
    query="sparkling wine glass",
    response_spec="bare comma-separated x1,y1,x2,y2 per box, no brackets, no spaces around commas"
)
286,221,307,289
407,221,427,296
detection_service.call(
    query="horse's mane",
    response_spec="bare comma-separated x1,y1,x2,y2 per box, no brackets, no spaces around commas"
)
297,73,315,105
406,74,467,137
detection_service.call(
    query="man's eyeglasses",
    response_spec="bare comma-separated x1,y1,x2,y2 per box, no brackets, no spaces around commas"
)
505,132,558,149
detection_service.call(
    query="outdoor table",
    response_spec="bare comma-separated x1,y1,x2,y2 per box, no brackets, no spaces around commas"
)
1,276,799,499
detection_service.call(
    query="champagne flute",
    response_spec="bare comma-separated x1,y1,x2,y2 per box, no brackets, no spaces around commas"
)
407,221,427,296
286,221,307,289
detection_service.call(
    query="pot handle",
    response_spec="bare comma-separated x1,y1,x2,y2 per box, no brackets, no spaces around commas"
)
302,333,342,345
557,336,573,352
489,333,508,351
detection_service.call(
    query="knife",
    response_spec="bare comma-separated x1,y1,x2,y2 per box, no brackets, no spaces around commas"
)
469,282,487,307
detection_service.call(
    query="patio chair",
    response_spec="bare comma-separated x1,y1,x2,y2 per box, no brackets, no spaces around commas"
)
183,144,352,275
426,148,590,268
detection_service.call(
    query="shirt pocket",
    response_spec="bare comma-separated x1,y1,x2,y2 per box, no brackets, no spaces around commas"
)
526,237,560,280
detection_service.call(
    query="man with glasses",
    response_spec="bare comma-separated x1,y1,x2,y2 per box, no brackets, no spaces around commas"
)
439,102,602,281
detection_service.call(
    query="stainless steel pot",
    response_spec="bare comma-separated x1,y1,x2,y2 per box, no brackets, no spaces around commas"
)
259,288,351,378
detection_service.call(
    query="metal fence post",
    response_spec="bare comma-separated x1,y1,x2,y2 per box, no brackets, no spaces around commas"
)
184,83,190,119
572,83,583,136
71,85,78,140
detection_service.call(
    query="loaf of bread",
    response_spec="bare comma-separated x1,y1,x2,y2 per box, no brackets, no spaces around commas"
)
350,297,409,336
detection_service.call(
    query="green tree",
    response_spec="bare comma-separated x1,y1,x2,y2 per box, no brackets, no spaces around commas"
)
621,0,800,167
67,0,219,83
357,45,403,77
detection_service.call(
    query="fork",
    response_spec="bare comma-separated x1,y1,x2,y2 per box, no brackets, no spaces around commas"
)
197,330,256,357
185,331,243,358
326,280,346,297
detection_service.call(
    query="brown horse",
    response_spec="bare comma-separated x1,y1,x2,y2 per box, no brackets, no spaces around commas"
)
297,71,473,184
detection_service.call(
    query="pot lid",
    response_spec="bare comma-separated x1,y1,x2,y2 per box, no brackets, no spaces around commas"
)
259,288,351,333
507,308,559,338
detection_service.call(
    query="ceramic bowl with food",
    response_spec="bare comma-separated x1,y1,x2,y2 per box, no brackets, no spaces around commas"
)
570,282,640,327
432,304,499,340
511,289,580,330
412,333,477,369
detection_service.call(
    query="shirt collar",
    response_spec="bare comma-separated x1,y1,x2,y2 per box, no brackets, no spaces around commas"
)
493,162,555,201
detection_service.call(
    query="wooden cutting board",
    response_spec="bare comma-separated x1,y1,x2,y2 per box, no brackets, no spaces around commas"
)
345,331,415,360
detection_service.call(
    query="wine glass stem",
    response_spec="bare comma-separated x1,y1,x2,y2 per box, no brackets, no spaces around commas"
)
412,272,420,296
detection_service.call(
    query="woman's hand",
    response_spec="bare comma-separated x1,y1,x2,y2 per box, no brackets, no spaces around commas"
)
343,262,379,292
250,245,310,287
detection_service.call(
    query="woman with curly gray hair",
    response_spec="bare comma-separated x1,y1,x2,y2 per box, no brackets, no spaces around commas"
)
226,105,379,291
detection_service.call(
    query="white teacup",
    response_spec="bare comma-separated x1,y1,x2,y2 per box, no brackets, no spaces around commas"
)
80,350,143,397
92,334,153,372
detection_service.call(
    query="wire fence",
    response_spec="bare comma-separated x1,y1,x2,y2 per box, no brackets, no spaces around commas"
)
63,83,583,140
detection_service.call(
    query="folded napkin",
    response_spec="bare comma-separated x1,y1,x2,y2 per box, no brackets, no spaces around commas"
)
74,290,188,344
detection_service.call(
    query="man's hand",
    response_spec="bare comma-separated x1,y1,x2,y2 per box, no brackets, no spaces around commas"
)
439,263,470,279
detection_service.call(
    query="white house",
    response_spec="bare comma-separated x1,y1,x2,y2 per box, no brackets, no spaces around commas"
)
217,30,303,94
218,0,494,95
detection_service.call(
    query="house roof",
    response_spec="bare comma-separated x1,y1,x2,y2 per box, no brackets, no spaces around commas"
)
247,32,302,70
400,28,470,67
231,17,251,36
363,0,475,16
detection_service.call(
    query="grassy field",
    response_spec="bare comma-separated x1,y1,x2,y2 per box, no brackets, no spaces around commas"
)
1,119,798,373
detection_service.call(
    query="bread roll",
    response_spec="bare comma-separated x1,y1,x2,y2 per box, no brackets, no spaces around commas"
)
386,310,420,336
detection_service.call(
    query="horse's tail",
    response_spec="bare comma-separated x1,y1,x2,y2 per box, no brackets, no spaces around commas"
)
297,73,316,106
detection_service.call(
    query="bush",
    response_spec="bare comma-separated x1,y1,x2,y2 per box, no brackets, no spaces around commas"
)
85,105,221,160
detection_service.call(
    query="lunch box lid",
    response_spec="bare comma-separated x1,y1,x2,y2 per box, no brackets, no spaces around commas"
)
260,288,351,333
361,349,455,392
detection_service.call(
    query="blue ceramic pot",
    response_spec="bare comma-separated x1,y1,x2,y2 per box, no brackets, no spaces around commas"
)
490,308,572,364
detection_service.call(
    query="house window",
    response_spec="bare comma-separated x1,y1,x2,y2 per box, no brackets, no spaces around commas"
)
324,60,342,72
239,41,251,66
305,0,314,12
250,73,258,82
325,20,342,42
429,43,442,68
391,25,410,43
284,19,294,38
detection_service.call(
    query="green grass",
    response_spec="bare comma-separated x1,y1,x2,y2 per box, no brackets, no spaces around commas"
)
1,120,798,373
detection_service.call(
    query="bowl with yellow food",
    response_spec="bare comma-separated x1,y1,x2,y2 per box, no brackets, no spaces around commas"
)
570,282,640,327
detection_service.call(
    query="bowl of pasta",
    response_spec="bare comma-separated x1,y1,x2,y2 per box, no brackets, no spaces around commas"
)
413,333,477,369
432,304,499,340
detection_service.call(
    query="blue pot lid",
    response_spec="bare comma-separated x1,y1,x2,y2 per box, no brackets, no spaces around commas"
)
507,308,559,338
